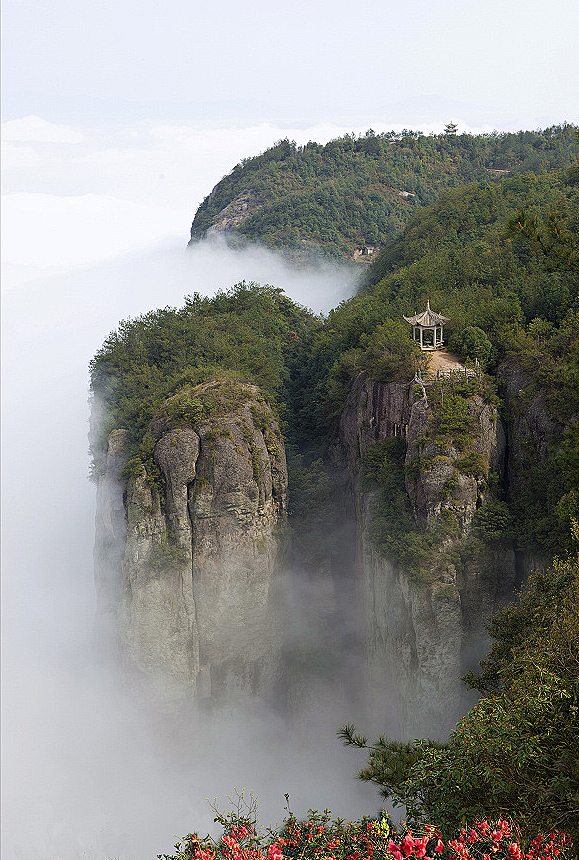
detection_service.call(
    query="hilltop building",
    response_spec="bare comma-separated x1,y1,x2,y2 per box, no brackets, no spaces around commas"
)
404,300,449,350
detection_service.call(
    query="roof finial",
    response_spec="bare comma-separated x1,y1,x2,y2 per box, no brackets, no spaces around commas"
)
426,298,431,312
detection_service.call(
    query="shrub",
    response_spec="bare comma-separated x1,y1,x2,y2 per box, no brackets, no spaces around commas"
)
158,798,572,860
340,556,579,850
150,536,187,568
163,390,206,425
455,452,488,477
473,500,514,540
456,326,492,367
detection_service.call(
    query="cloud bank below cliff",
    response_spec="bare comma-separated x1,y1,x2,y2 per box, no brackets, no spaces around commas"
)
1,236,373,860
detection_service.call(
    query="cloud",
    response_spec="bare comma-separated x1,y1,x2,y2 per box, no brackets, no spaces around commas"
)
1,114,85,144
1,237,365,859
1,192,191,269
2,114,551,274
1,141,41,171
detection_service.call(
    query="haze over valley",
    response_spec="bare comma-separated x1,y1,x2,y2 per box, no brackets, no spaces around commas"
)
2,1,579,857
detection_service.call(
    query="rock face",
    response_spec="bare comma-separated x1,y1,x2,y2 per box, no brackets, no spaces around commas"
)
498,360,563,491
496,358,566,578
94,380,288,709
93,363,561,732
334,372,515,738
189,191,259,242
93,428,130,652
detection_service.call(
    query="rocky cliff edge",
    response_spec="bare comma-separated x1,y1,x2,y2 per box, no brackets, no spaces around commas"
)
94,379,288,710
334,372,515,738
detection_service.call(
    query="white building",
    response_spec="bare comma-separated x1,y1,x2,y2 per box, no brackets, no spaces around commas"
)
403,300,449,350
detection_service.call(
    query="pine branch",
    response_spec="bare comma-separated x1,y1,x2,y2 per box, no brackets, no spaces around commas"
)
337,724,368,748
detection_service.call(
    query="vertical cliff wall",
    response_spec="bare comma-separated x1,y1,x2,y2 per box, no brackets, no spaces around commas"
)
93,380,288,710
334,372,515,738
93,364,562,734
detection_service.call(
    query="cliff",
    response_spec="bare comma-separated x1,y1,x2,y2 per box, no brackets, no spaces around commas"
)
92,360,568,733
333,372,515,738
196,190,259,238
497,358,567,575
94,379,288,709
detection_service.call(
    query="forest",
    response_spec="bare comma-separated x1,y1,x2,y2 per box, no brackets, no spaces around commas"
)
189,125,577,260
90,128,579,856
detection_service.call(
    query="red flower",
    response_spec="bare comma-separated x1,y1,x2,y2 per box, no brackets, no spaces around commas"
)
387,839,403,860
267,842,283,860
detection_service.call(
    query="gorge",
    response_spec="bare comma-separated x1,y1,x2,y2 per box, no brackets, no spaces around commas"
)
91,322,564,738
86,124,579,851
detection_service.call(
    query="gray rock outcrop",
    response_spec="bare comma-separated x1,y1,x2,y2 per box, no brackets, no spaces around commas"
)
93,362,563,733
334,372,515,738
94,380,288,710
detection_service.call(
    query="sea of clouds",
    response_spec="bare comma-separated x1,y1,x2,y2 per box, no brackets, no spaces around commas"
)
1,109,551,859
1,116,385,860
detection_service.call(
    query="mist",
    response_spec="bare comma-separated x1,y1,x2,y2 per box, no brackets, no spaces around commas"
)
1,237,380,860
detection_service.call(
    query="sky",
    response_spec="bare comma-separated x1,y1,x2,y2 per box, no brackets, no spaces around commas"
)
1,1,579,858
2,0,579,278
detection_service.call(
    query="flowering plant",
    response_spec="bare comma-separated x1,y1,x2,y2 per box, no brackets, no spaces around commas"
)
156,797,571,860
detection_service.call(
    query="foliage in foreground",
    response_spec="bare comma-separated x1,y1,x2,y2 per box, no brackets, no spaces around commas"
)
157,797,571,860
339,554,579,849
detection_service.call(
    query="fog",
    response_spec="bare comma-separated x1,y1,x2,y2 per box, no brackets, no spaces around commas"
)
1,237,380,860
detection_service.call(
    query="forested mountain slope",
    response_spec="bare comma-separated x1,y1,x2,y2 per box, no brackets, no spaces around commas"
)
94,156,579,569
188,125,577,260
287,165,579,558
91,128,579,846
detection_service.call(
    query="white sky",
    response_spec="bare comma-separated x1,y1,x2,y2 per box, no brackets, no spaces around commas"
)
3,0,578,127
2,0,579,273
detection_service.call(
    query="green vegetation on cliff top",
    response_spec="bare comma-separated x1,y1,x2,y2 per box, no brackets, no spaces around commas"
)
92,129,579,559
189,125,577,260
90,282,317,459
341,553,579,847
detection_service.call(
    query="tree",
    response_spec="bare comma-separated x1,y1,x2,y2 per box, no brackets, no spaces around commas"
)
455,325,492,366
340,554,579,849
510,208,579,272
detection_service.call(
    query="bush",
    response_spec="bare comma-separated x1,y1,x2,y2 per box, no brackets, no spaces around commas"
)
473,500,514,540
340,556,579,850
163,390,206,425
158,797,572,860
455,326,492,367
150,536,187,568
455,452,488,477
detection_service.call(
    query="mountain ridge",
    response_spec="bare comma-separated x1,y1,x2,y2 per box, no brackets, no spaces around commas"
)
188,124,577,261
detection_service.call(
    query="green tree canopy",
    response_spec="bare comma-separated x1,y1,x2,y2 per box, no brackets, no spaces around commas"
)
190,126,577,261
340,554,579,848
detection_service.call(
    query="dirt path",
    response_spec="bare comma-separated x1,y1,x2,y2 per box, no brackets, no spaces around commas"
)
427,348,465,372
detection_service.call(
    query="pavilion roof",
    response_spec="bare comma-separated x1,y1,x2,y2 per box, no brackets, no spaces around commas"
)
403,300,450,327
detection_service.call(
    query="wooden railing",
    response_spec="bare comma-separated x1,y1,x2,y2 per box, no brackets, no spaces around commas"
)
414,359,481,386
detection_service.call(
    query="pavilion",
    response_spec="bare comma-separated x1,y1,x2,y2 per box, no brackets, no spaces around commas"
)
403,300,449,350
